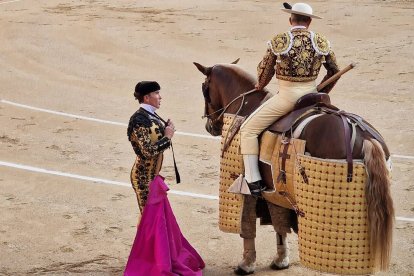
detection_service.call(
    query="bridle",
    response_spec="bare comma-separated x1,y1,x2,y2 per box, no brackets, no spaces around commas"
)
201,75,222,121
201,74,256,122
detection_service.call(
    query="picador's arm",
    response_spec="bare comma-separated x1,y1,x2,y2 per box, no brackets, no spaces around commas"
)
319,50,340,94
132,126,171,158
256,48,276,90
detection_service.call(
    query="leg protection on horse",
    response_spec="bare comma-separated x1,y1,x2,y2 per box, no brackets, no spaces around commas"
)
256,198,272,225
267,202,297,234
234,239,256,275
240,196,257,239
270,233,290,270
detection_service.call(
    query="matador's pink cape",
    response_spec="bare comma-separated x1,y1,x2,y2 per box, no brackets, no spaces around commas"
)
124,175,205,276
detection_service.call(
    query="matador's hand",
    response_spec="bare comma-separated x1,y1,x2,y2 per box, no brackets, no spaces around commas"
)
165,119,175,139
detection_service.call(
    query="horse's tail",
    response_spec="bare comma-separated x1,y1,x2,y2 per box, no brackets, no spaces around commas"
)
363,138,394,271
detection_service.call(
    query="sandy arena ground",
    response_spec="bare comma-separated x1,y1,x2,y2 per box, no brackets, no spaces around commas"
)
1,0,413,275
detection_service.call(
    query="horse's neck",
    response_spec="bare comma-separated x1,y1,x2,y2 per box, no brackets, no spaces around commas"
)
216,65,270,116
223,88,269,117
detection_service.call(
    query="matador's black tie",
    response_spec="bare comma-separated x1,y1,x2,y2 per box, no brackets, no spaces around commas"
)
153,112,181,184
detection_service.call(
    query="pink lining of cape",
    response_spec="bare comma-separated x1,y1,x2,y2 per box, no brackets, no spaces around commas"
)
124,175,205,276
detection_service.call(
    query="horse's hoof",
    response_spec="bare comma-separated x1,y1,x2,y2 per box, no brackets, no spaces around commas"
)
234,266,254,275
270,261,289,270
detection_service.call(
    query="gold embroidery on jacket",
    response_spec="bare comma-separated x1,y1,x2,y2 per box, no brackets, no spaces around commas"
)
312,32,330,55
268,33,291,55
257,48,276,90
128,111,170,213
263,30,337,83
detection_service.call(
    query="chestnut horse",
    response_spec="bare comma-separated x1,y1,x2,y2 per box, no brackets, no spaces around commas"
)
194,60,394,273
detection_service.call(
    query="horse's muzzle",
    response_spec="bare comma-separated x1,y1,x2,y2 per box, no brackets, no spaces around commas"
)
205,119,222,136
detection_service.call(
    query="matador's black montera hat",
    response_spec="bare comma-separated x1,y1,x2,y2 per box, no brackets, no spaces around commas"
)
134,81,161,99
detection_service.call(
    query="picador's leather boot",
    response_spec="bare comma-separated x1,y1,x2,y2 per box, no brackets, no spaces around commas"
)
270,233,290,270
234,238,256,275
243,155,265,197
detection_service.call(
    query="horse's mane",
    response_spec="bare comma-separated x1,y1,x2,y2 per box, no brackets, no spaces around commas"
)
213,64,271,100
214,64,257,86
208,63,271,117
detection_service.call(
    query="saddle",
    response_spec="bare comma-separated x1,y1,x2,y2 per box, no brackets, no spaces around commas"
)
266,92,387,184
222,93,331,151
268,93,331,133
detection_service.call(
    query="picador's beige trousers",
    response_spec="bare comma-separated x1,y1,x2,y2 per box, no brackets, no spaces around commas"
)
240,80,317,155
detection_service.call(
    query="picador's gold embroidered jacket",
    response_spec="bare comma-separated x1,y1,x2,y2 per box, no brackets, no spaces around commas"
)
127,108,171,212
257,29,340,93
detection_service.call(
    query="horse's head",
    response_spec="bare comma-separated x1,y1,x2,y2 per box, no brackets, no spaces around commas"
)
193,59,240,136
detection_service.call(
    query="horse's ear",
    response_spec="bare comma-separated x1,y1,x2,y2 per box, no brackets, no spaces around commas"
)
231,58,240,64
193,62,212,76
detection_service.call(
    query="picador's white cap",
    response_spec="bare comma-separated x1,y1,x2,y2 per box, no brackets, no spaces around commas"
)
281,2,322,19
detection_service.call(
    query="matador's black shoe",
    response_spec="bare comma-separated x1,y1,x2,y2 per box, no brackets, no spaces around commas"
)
247,180,265,198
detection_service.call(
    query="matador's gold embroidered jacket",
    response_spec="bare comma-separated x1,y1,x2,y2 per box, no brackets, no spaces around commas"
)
257,29,340,93
127,108,171,213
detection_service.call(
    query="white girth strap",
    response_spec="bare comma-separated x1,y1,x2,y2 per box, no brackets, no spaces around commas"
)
292,114,323,138
293,115,358,154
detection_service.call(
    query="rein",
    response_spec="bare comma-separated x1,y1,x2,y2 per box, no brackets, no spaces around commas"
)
202,88,257,121
212,88,258,156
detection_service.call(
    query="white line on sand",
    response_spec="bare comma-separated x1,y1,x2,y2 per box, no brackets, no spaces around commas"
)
0,160,219,200
2,99,414,158
1,99,220,140
396,217,414,223
2,160,414,223
392,154,414,160
0,0,22,5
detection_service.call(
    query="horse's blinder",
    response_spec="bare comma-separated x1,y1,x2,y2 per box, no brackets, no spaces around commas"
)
202,78,211,103
201,75,223,122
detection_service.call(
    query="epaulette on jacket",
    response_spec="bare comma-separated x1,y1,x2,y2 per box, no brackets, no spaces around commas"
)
127,110,151,140
268,32,292,56
267,31,331,56
311,32,330,55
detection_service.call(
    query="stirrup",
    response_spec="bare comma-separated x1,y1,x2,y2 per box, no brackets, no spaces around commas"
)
247,180,265,198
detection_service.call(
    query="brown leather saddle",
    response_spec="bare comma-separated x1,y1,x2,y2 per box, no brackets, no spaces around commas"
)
266,92,387,183
268,93,331,133
267,92,386,148
223,93,331,153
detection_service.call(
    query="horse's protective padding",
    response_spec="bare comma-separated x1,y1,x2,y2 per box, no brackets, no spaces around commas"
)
219,114,244,234
260,131,306,210
294,154,376,275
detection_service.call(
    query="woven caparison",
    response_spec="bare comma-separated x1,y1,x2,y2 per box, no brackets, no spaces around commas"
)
260,132,306,209
294,154,376,275
219,114,244,234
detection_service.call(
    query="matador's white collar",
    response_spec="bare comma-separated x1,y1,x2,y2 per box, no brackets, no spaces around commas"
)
141,103,157,114
291,25,307,30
